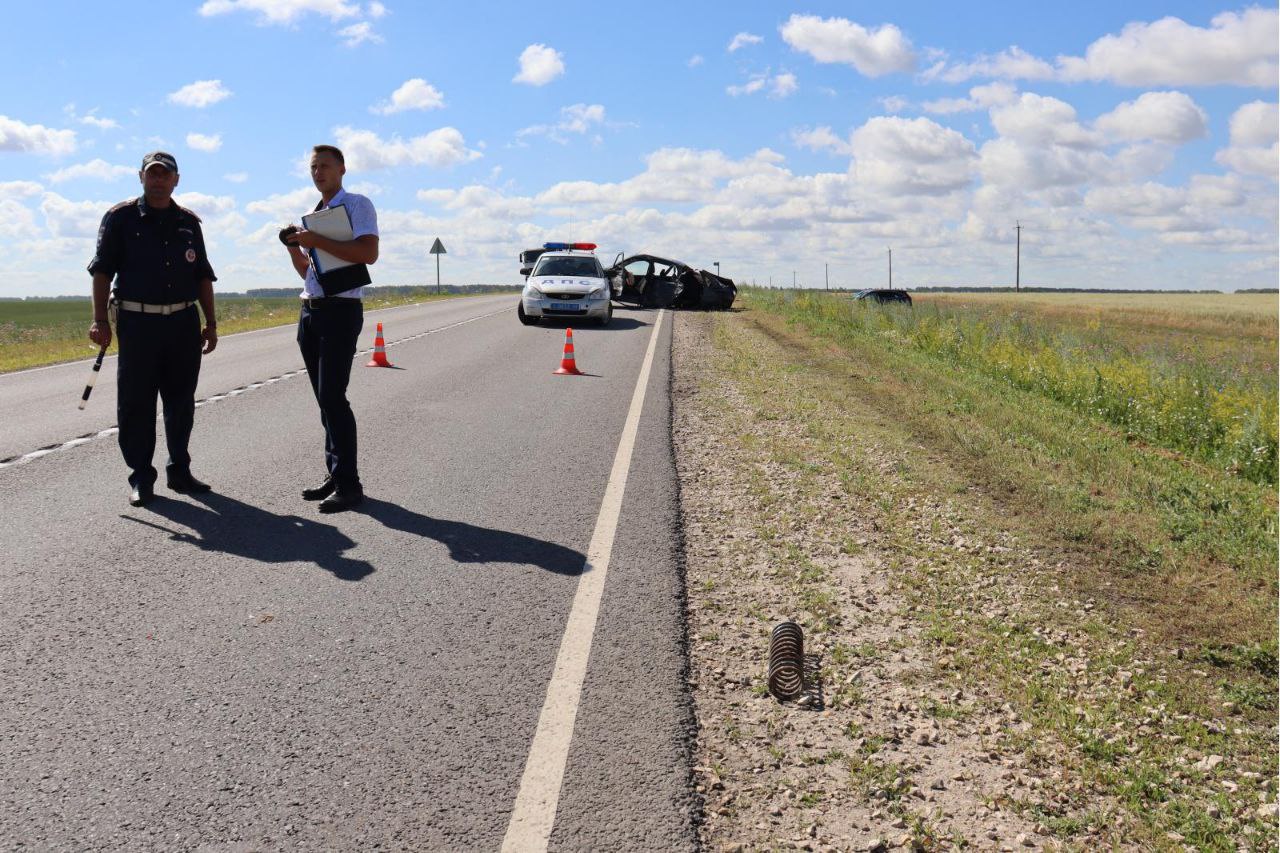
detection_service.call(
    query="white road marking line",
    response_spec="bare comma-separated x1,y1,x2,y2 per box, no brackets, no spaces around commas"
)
0,307,512,471
501,309,666,853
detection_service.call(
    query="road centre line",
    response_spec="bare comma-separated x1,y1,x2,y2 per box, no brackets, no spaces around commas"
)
0,308,507,471
501,309,666,853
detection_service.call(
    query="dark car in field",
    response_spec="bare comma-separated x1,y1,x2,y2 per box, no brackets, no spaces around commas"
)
854,289,912,305
604,254,736,310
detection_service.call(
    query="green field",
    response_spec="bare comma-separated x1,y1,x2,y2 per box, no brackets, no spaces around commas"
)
696,288,1278,848
0,289,506,373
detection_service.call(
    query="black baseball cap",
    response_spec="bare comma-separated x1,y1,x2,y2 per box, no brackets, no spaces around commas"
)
141,151,178,173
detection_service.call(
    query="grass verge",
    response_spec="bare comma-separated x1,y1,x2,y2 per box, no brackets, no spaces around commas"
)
694,291,1276,849
0,290,500,374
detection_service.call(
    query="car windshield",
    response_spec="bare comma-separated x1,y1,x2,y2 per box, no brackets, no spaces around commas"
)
534,256,600,277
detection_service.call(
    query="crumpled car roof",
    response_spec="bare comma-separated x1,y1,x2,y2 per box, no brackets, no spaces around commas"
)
605,254,736,310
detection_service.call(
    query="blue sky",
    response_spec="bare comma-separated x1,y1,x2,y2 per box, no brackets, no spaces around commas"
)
1,1,1276,295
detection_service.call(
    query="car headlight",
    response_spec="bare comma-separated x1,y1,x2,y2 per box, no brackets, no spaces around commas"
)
589,286,606,299
524,283,543,297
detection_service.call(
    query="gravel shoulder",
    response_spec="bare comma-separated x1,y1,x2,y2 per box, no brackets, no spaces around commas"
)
671,310,1277,852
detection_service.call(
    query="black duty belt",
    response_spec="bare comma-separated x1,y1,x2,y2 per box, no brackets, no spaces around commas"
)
300,297,362,309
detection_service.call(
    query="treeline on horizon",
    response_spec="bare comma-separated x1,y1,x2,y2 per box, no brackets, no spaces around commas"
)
5,285,1274,301
748,285,1278,295
2,283,522,301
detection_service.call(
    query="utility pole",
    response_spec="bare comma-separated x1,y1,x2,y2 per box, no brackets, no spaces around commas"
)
1015,221,1022,293
793,270,796,288
825,262,829,290
887,247,893,290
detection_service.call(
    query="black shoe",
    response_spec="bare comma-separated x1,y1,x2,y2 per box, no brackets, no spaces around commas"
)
129,482,155,507
302,478,337,501
319,487,364,514
167,473,212,494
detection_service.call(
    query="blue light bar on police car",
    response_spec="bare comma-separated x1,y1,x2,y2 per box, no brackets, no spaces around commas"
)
542,242,597,251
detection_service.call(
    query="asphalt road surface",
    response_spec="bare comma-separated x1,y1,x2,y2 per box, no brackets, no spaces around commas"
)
0,295,697,851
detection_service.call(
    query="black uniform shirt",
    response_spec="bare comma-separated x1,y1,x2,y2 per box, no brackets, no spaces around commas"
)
87,196,217,304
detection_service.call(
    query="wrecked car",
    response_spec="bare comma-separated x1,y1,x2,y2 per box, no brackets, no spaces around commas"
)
604,254,736,310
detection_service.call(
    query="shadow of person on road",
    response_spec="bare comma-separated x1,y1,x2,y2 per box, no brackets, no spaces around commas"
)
359,497,586,576
127,492,374,582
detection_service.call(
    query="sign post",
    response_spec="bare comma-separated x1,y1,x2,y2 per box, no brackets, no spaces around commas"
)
429,237,447,295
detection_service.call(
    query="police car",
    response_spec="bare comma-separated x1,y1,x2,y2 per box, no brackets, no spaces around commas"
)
517,242,613,327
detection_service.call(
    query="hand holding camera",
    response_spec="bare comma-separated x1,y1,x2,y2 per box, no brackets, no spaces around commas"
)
279,224,300,247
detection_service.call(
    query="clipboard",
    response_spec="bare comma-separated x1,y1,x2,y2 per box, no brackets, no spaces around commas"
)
301,204,371,295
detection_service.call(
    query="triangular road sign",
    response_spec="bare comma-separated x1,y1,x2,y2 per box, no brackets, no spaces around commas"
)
429,238,447,254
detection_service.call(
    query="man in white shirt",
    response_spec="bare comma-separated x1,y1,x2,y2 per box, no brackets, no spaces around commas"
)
282,144,379,512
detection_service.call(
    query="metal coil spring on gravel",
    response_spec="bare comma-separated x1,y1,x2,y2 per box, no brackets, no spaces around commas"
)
767,621,805,700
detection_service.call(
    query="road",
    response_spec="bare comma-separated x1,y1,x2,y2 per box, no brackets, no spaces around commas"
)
0,295,697,851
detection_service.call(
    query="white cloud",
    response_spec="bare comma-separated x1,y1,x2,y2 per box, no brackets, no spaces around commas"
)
514,44,565,86
687,54,704,68
333,125,482,169
849,116,977,195
1228,100,1279,147
922,47,1055,84
1058,8,1278,87
922,82,1018,114
792,126,853,156
1215,100,1279,177
366,1,386,17
990,93,1102,148
728,32,763,52
1085,182,1186,217
879,96,909,113
0,116,76,156
517,104,607,143
780,14,915,77
0,180,44,198
80,109,119,130
225,172,249,183
371,78,444,114
174,192,239,218
727,76,767,97
977,136,1111,192
198,0,360,24
40,192,109,238
246,186,319,221
186,132,223,152
0,198,40,240
338,21,382,46
416,186,536,219
168,80,233,108
46,159,135,183
558,103,605,133
1094,91,1208,144
728,72,797,98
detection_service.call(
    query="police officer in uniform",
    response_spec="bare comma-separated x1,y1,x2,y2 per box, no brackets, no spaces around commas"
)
88,151,219,507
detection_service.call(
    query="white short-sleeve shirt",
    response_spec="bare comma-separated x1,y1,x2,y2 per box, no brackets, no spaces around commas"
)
301,187,379,299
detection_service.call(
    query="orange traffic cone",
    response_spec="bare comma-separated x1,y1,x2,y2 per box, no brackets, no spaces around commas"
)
553,328,584,376
366,322,393,367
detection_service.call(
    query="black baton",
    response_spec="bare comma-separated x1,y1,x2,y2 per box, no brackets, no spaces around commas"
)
78,346,107,410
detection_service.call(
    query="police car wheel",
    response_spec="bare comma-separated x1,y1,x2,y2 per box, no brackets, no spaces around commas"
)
517,302,539,326
596,301,612,327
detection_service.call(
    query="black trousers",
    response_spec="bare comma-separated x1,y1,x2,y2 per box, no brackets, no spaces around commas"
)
297,300,364,489
115,305,202,487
